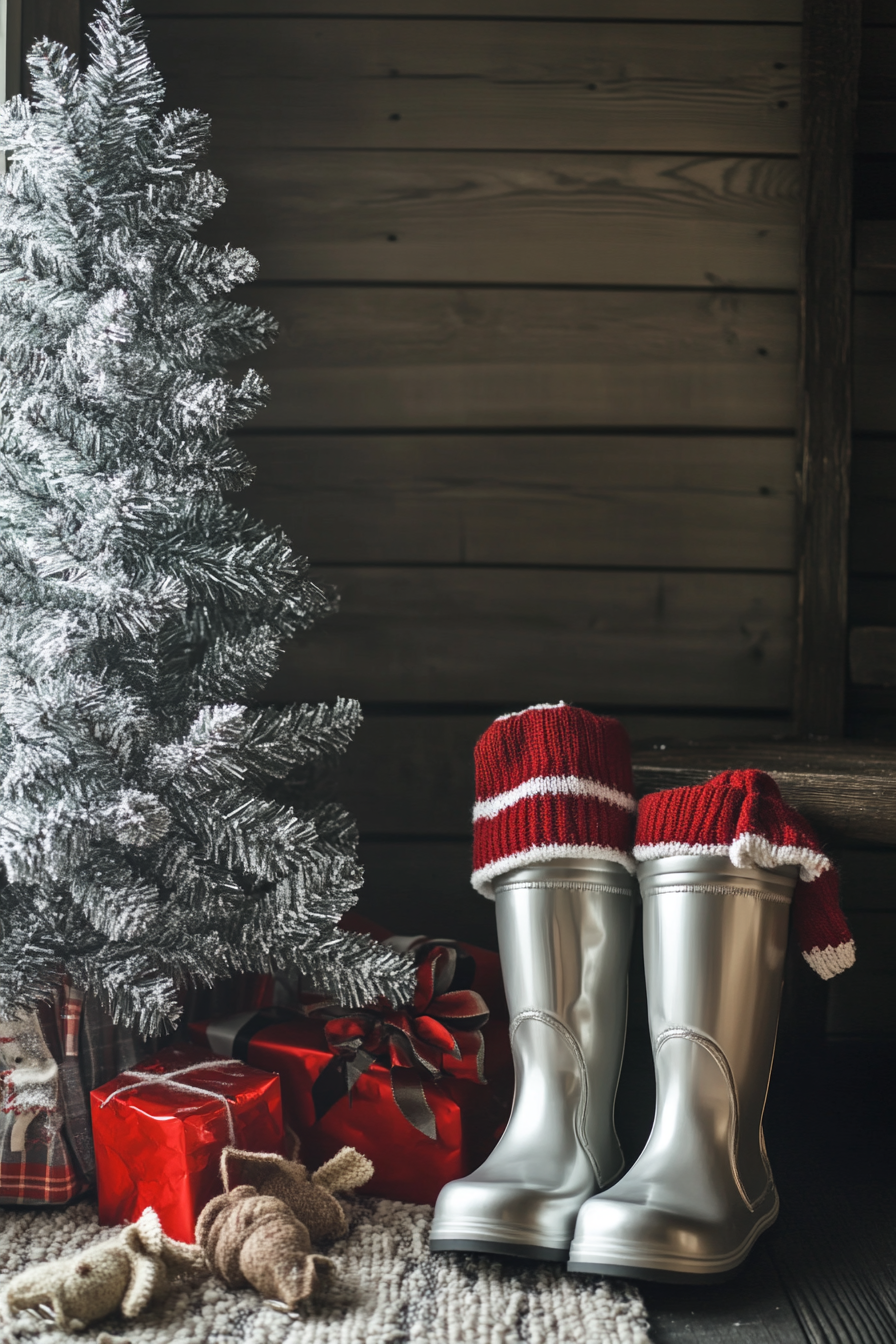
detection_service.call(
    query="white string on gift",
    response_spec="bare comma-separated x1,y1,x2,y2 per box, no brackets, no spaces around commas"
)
99,1059,245,1145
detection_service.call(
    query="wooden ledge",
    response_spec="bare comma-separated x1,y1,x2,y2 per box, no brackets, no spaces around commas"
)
631,740,896,847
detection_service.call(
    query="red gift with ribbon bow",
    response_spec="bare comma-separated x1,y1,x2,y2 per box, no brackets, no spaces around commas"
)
309,944,491,1139
190,938,513,1206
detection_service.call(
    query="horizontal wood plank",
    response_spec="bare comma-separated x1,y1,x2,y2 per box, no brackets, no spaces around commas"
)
356,840,496,949
850,627,896,686
863,1,896,19
208,151,798,289
855,220,896,271
855,222,896,293
246,286,798,430
341,712,793,838
852,439,896,504
852,296,896,433
857,101,896,153
139,2,802,18
240,434,796,570
630,740,896,845
846,686,896,740
826,914,896,1035
146,20,800,154
850,577,896,625
852,492,896,573
854,158,896,223
266,567,794,706
834,849,896,914
858,26,896,100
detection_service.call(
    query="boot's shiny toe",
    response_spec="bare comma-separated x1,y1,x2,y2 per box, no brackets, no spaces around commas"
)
567,1185,779,1282
431,1177,589,1259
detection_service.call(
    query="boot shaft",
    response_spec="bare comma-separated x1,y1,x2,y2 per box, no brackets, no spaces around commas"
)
495,860,635,1032
494,859,636,1184
637,855,795,1208
637,855,793,1080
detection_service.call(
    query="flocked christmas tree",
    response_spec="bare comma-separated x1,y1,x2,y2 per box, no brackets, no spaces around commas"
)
0,0,414,1034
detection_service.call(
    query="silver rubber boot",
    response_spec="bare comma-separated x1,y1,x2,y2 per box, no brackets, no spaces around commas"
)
429,858,635,1260
568,854,796,1283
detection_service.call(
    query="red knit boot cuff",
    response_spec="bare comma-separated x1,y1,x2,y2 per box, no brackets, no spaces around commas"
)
471,702,635,897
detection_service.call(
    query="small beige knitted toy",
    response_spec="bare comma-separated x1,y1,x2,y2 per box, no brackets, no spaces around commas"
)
2,1207,205,1332
195,1139,373,1309
220,1138,374,1242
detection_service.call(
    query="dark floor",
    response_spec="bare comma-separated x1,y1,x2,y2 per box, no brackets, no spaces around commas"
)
629,1038,896,1344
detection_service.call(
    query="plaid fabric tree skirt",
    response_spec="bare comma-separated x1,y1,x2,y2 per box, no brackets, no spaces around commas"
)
0,1198,649,1344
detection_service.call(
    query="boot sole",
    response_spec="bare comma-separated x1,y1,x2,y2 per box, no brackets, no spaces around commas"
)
430,1239,568,1262
566,1260,743,1284
567,1203,778,1284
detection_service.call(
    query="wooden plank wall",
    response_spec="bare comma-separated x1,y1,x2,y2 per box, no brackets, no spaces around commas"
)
134,0,803,948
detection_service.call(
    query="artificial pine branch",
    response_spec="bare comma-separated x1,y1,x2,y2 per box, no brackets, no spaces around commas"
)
0,0,415,1033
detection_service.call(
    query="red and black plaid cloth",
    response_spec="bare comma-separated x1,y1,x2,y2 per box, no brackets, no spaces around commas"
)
0,983,142,1206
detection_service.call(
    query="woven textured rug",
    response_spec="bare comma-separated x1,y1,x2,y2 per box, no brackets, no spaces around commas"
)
0,1197,649,1344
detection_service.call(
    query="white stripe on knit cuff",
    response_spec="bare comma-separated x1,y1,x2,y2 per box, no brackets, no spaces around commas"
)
632,834,832,884
473,775,636,822
802,939,856,980
492,702,567,723
471,843,637,898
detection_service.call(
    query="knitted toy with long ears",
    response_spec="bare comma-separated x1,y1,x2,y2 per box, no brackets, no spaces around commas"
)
220,1138,374,1240
2,1207,204,1332
471,702,636,897
634,768,855,979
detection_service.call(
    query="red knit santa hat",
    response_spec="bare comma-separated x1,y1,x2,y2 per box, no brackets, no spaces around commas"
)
471,702,636,898
633,769,855,980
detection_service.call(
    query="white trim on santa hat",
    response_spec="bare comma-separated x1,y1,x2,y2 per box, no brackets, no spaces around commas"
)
473,774,636,822
802,939,856,980
632,833,833,884
471,842,637,899
493,701,566,723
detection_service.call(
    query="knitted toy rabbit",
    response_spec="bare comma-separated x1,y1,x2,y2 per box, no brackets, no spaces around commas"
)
220,1139,374,1241
195,1139,373,1309
2,1207,205,1331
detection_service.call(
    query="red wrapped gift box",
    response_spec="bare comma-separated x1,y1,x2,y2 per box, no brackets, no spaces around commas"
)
190,939,513,1207
91,1044,284,1241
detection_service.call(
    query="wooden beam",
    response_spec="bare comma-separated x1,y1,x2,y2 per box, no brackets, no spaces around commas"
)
793,0,861,737
339,713,793,840
631,739,896,845
338,720,896,845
